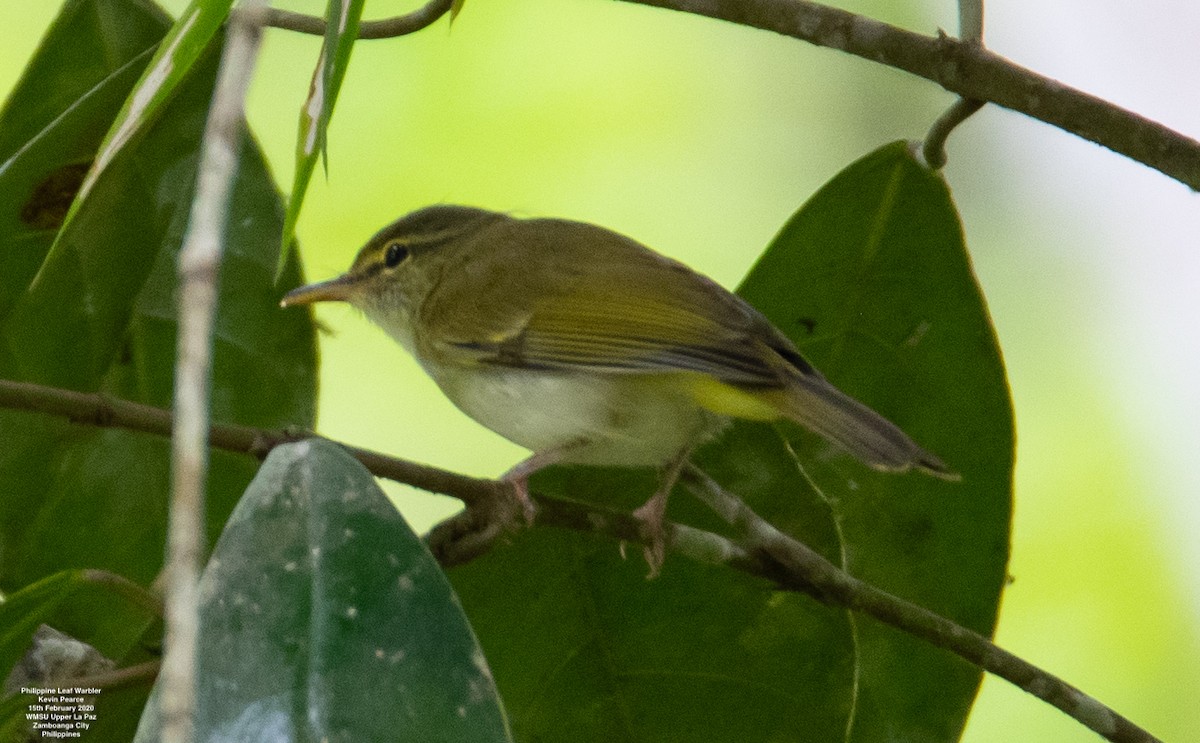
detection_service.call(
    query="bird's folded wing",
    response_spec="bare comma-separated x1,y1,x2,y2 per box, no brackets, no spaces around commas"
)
435,287,793,387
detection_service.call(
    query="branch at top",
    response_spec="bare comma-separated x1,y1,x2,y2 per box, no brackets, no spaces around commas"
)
619,0,1200,190
265,0,451,39
262,0,1198,189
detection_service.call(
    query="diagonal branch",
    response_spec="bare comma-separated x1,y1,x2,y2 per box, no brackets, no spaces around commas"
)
618,0,1200,190
0,377,1161,743
683,467,1159,743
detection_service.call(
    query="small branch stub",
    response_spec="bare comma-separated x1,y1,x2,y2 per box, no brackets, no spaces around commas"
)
923,0,986,169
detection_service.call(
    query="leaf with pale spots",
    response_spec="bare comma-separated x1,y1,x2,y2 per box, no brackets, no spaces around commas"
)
133,440,513,742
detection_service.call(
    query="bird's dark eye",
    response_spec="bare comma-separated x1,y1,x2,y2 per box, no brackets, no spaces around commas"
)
384,242,408,267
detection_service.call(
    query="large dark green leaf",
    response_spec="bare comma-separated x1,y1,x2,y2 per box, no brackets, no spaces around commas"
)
134,440,512,743
731,141,1012,739
0,0,317,596
450,142,1012,742
450,461,856,742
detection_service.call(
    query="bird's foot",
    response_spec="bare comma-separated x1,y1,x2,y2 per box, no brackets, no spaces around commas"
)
426,475,537,566
632,488,669,579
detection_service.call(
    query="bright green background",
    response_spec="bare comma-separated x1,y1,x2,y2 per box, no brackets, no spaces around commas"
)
3,1,1198,741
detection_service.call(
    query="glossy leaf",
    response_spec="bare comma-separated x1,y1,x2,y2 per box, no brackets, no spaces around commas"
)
134,440,513,743
450,142,1012,742
279,0,366,278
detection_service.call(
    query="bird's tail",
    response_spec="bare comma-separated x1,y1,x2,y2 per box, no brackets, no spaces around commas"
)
769,375,957,480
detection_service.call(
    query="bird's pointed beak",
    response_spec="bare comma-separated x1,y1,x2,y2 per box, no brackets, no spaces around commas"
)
280,273,358,307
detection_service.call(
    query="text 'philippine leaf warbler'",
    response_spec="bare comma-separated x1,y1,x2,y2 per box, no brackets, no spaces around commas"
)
282,206,954,560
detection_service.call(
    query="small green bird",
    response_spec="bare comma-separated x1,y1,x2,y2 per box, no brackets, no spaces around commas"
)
282,206,953,564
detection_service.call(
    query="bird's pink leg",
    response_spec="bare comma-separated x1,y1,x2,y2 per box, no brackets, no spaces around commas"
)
632,449,690,578
500,446,575,525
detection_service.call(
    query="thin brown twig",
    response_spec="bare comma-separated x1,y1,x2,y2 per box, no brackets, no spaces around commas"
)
0,377,1161,743
924,96,986,168
81,570,164,619
264,0,451,39
0,379,498,504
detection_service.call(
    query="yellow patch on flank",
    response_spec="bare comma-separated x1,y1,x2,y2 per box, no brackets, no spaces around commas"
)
684,374,782,421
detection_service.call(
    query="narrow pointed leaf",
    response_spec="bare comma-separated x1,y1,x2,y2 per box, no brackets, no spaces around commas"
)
74,0,235,210
133,440,512,742
278,0,367,279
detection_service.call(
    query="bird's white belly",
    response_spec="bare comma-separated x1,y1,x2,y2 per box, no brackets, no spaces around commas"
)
427,364,721,467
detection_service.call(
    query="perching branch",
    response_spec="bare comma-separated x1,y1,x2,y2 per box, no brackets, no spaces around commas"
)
163,4,269,742
683,467,1158,743
0,378,1161,743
